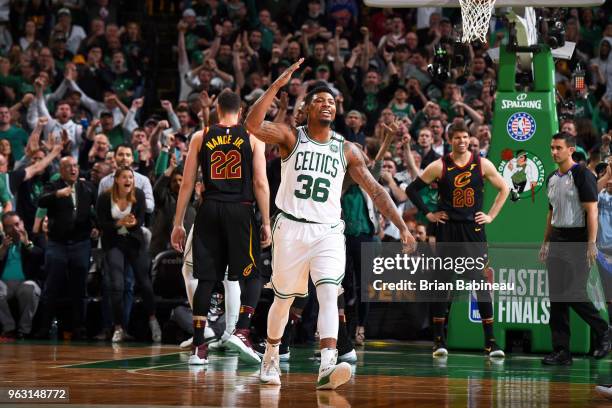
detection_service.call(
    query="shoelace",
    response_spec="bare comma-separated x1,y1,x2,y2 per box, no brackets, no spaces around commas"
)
321,354,337,370
264,356,279,375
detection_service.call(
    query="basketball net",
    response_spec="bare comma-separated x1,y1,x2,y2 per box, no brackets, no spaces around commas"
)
459,0,496,43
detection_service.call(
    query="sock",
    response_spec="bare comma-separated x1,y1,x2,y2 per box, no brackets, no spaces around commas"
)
193,318,206,346
337,314,353,355
482,318,495,345
433,317,446,343
237,276,262,330
192,280,215,347
236,305,255,330
223,278,240,334
181,227,198,308
265,340,280,358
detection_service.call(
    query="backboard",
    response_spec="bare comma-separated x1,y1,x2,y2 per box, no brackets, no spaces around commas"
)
364,0,604,7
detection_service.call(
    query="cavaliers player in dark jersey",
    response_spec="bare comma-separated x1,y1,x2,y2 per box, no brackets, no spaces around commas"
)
407,122,509,358
171,90,271,365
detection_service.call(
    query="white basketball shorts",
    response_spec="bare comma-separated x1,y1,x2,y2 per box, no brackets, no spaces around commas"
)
270,213,345,298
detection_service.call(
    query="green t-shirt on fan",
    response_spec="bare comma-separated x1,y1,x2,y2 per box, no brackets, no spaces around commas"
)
0,126,28,160
341,184,373,237
107,126,125,149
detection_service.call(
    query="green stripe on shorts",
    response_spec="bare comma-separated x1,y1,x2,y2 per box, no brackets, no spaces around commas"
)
271,281,308,299
314,273,345,287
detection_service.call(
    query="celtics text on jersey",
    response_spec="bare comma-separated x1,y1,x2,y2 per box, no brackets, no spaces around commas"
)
275,126,347,223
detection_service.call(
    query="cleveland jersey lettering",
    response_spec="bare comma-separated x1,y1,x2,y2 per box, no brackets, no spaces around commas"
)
199,125,254,202
276,126,346,223
437,153,484,222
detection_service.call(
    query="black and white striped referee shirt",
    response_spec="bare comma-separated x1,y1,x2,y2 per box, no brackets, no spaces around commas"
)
546,164,598,229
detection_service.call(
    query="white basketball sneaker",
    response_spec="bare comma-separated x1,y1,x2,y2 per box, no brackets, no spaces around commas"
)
316,348,352,390
188,344,209,365
180,337,193,349
260,343,281,386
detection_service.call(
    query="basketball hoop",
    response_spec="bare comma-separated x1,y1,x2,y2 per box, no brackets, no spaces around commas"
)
459,0,496,43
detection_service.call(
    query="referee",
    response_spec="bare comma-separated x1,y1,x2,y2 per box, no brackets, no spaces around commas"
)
540,132,611,365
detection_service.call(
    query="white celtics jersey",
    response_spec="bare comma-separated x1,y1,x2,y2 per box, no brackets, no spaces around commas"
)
275,126,347,224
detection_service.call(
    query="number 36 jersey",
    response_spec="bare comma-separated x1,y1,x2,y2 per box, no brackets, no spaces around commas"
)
276,126,347,224
199,124,254,202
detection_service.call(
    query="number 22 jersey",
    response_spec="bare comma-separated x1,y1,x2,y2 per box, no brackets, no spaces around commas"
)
275,126,347,223
199,124,254,203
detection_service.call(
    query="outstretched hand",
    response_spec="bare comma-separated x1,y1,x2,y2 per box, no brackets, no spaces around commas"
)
272,58,304,88
381,120,401,137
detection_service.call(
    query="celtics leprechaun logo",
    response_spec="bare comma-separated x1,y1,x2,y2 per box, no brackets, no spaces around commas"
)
498,149,545,202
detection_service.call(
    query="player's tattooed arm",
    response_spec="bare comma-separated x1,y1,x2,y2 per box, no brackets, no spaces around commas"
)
245,58,303,157
345,141,415,248
245,120,297,158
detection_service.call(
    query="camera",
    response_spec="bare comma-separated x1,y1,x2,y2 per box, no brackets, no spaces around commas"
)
547,20,566,49
558,99,575,121
538,9,566,49
427,45,451,82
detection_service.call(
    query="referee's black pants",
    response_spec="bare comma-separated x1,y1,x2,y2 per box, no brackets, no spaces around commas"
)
547,230,608,351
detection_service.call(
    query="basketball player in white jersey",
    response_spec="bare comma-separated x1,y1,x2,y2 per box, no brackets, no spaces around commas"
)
245,59,415,389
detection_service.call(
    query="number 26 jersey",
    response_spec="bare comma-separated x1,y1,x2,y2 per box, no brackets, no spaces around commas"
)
437,152,484,222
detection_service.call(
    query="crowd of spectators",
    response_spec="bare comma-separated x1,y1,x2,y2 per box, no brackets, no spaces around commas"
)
0,0,610,345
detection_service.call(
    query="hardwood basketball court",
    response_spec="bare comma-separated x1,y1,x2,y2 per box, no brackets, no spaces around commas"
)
1,340,610,407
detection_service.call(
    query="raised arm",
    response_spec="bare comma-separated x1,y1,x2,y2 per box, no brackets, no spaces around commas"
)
402,137,420,180
46,77,70,105
598,162,611,192
274,91,288,124
148,120,169,161
207,59,234,86
161,100,181,132
333,26,344,73
110,94,129,117
123,97,142,135
199,90,213,128
232,39,245,91
345,141,415,249
24,142,62,181
244,58,303,156
360,27,371,73
177,21,190,74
